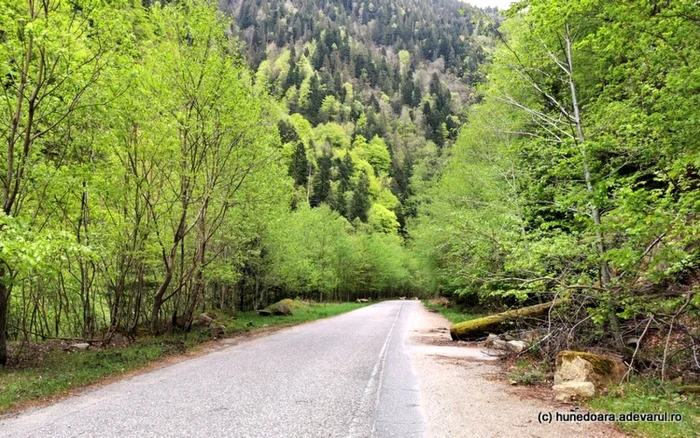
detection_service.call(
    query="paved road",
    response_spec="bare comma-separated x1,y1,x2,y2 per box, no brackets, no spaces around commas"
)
0,301,423,438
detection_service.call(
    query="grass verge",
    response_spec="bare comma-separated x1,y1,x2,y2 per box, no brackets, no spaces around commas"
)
587,378,700,438
0,301,367,415
423,300,483,324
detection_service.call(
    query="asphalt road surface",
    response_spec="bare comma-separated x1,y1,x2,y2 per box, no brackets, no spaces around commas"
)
0,301,423,438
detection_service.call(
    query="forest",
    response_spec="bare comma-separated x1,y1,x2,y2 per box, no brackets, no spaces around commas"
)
0,0,698,389
0,0,492,366
410,0,699,379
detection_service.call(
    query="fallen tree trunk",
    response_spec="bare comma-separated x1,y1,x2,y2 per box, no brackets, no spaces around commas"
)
450,299,568,341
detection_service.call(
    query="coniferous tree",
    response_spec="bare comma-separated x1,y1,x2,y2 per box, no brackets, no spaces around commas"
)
283,48,300,92
278,120,299,145
310,153,332,206
350,171,371,222
289,142,310,187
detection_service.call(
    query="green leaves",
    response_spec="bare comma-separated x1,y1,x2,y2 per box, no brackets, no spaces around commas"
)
410,0,700,331
0,213,87,280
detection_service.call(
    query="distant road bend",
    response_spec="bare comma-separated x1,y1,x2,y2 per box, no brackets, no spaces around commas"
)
0,301,424,438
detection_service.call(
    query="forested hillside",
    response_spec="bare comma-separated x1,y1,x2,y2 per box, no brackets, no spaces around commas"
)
410,0,700,379
225,0,496,229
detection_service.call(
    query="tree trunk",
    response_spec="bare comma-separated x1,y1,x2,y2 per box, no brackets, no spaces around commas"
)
0,278,10,367
565,25,623,348
450,299,567,341
150,257,173,333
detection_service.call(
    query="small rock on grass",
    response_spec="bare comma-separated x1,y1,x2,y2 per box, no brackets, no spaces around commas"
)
195,313,213,327
272,304,292,316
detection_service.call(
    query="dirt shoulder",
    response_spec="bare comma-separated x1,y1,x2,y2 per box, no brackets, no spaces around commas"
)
409,303,629,438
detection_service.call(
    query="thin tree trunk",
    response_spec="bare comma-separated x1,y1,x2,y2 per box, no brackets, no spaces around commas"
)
565,25,622,348
151,255,174,333
0,280,9,366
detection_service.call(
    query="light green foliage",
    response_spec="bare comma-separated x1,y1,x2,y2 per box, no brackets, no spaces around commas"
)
398,50,411,73
256,59,272,84
410,100,521,298
297,54,314,79
376,188,400,211
355,136,391,176
263,205,415,300
342,82,354,104
313,122,351,150
410,0,700,376
319,96,340,122
289,113,314,146
368,204,400,234
274,49,292,84
0,0,298,356
297,76,312,110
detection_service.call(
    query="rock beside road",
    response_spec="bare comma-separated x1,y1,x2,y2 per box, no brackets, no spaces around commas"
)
195,313,213,327
553,351,625,401
210,325,227,338
262,299,299,316
485,334,529,353
506,340,528,353
552,381,596,400
273,304,292,315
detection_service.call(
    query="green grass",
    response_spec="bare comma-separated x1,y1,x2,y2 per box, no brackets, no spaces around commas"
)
507,358,548,385
0,301,367,414
223,301,367,331
423,300,483,324
587,378,700,438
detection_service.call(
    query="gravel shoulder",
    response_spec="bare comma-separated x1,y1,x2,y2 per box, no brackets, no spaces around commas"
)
408,303,629,438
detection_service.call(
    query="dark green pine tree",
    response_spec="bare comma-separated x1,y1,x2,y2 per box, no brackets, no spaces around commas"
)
411,80,422,107
336,154,354,217
278,119,299,145
283,48,300,92
305,74,324,123
288,142,309,187
350,171,371,222
310,153,332,207
338,154,354,193
400,75,415,106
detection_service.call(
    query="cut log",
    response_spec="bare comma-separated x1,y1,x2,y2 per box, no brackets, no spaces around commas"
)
450,299,567,341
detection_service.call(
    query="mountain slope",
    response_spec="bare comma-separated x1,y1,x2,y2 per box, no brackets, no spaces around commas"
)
222,0,495,229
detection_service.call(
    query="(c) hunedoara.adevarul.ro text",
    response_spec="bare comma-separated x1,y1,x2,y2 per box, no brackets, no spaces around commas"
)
537,411,683,424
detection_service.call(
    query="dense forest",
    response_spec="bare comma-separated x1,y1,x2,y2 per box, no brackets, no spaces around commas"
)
0,0,491,365
409,0,700,378
1,0,698,382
